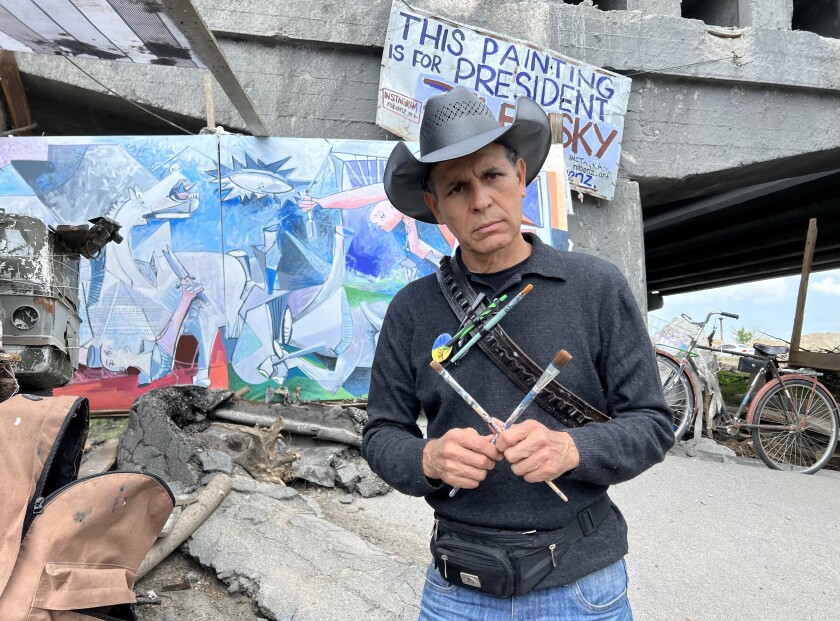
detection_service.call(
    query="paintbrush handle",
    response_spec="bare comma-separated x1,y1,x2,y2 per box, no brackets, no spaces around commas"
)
501,366,561,430
501,388,541,431
431,362,501,434
450,285,533,364
451,474,569,501
546,481,569,502
500,351,573,430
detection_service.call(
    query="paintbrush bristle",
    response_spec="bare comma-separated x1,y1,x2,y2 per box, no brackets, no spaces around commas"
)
552,349,573,368
430,360,444,373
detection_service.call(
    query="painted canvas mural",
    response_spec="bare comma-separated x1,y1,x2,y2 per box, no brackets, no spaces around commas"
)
0,135,570,410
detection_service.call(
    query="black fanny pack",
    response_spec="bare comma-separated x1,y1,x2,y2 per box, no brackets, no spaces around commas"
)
430,493,612,598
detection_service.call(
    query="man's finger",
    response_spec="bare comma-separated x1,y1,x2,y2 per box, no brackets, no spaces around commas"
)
460,431,503,460
495,421,538,453
510,455,544,479
448,464,491,489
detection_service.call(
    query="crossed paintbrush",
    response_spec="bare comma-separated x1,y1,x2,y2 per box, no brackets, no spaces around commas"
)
430,349,573,501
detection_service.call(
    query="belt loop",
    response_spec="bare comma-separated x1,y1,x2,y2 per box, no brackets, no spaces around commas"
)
578,508,596,537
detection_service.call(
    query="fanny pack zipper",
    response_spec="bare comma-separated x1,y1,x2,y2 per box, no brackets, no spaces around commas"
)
437,518,544,545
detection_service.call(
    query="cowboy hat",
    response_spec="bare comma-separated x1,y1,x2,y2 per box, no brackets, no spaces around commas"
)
383,86,551,223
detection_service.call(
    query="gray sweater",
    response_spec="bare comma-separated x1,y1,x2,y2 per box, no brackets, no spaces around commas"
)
362,234,674,588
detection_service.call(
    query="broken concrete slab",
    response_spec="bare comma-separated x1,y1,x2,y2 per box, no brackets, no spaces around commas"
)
682,437,738,462
120,386,388,502
196,422,296,482
186,490,425,621
198,448,235,474
354,460,391,498
232,475,299,501
291,443,346,488
118,387,236,487
79,437,119,477
334,462,362,491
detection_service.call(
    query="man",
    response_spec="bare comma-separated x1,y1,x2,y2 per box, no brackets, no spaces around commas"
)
362,87,673,620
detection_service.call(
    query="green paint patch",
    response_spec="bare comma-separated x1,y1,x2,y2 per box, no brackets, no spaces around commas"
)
227,364,353,402
345,286,394,307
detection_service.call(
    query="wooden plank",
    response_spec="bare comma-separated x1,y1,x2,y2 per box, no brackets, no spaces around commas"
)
204,72,215,129
159,0,268,136
790,218,818,353
34,0,126,59
0,51,33,134
90,409,129,418
69,0,158,63
78,438,119,477
548,113,563,144
787,351,840,373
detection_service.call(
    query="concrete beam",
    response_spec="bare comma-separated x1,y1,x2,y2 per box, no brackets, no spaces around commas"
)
159,0,268,135
218,39,389,139
14,52,247,133
16,33,840,192
622,76,840,195
626,0,681,18
739,0,793,30
568,178,648,312
192,0,840,92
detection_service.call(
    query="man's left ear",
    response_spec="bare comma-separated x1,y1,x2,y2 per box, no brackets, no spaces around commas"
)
423,191,443,225
516,158,527,197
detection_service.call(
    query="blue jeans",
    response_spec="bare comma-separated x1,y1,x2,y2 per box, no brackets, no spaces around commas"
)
418,558,632,621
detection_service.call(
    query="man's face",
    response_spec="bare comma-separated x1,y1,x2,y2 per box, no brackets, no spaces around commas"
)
423,143,526,262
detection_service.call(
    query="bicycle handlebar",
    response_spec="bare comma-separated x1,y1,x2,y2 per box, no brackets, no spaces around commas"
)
681,311,740,326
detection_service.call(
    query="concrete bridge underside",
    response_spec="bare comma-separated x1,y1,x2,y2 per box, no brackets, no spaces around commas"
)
5,0,840,304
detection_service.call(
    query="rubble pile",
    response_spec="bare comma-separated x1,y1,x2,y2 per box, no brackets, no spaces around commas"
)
117,386,389,498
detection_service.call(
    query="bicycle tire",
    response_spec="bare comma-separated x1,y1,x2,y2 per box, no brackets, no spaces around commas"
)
655,351,697,441
749,377,840,474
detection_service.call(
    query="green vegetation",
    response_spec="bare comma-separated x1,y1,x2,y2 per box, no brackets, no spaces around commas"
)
88,418,128,443
717,369,751,407
732,325,759,344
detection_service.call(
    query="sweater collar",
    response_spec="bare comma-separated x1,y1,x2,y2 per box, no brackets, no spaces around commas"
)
454,233,566,281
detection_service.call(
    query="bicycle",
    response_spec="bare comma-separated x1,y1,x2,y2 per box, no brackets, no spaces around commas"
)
653,311,738,441
703,343,840,473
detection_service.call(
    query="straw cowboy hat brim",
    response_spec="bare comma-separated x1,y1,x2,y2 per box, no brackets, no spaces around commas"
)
384,93,551,224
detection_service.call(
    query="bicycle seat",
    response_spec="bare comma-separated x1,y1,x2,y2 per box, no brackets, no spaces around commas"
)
753,343,789,356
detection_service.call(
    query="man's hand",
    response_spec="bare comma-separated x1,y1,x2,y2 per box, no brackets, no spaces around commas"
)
495,420,580,483
423,427,502,489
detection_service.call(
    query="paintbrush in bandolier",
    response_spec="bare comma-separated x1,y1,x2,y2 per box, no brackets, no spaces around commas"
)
428,283,574,501
432,292,507,363
447,284,532,365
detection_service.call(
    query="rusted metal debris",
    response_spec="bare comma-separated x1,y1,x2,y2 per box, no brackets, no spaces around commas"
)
213,402,364,447
0,213,122,391
118,386,383,495
0,350,20,402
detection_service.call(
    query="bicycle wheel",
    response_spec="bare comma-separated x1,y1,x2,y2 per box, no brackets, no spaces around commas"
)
656,352,696,441
750,377,840,473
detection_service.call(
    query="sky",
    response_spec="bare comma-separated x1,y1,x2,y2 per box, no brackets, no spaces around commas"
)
652,267,840,344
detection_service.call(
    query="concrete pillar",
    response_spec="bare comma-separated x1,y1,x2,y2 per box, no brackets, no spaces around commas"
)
625,0,681,18
739,0,793,30
567,178,648,312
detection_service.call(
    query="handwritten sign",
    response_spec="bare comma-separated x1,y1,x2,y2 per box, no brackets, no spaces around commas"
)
376,1,631,200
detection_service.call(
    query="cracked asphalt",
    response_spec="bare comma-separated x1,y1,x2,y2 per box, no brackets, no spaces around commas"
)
138,453,840,621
